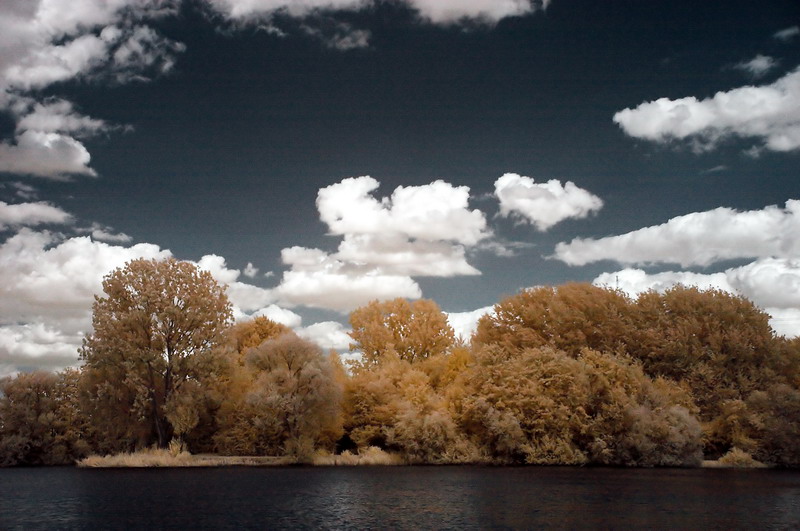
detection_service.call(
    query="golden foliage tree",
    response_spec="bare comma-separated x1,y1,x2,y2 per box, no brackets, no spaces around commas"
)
453,346,702,466
474,283,635,356
349,298,455,369
631,286,793,420
80,258,233,450
0,370,90,466
213,333,343,461
228,316,291,357
343,356,476,463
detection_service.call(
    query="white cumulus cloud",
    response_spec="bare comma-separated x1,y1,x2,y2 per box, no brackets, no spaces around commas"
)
407,0,544,24
0,1,185,179
0,130,96,178
317,176,489,245
251,304,303,328
243,262,259,278
0,201,73,230
296,320,352,351
275,176,490,312
613,67,800,152
204,0,545,24
0,229,171,376
593,268,732,298
555,200,800,267
446,306,494,341
16,99,108,135
494,173,603,231
195,254,276,316
276,269,422,313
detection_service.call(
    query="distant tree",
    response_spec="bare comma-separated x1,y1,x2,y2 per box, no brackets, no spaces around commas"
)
349,298,455,369
214,333,342,461
707,384,800,466
473,283,635,355
228,316,291,357
0,370,90,466
343,356,476,463
80,258,232,450
454,345,702,466
630,286,790,420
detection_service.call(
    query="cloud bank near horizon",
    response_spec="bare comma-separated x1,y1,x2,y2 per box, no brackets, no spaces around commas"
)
552,199,800,339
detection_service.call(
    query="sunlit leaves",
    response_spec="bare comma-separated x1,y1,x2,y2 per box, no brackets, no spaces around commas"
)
349,298,455,369
79,258,233,450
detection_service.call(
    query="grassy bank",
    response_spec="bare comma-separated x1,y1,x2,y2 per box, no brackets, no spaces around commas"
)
78,445,772,469
76,445,405,468
78,448,292,468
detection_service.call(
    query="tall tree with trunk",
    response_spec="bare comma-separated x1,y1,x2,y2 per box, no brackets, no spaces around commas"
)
80,258,232,450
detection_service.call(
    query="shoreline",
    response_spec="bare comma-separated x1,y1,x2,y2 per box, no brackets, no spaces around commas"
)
75,451,772,469
78,453,294,468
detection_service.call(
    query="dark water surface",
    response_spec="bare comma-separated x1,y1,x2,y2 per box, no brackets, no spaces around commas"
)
2,466,800,529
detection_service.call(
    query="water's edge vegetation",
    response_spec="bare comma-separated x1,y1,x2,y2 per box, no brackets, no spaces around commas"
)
2,258,799,469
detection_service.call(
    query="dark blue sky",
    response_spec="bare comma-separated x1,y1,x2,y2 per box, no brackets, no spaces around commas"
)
1,0,799,373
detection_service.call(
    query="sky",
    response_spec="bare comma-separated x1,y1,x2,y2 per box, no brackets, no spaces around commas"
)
1,0,799,376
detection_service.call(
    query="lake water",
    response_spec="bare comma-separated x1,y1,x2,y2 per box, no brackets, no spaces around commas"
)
1,466,799,529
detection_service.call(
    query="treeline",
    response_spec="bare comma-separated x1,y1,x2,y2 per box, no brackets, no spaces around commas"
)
2,258,799,467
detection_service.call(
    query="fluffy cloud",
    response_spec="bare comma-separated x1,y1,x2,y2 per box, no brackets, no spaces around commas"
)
195,254,276,316
335,234,479,276
317,176,488,245
1,10,183,92
406,0,544,24
494,173,603,231
593,268,732,298
0,230,169,325
555,200,800,267
251,304,303,328
0,201,72,230
0,323,86,376
205,0,545,24
734,54,778,79
565,197,800,338
87,223,132,243
0,229,171,376
0,131,96,178
0,1,184,178
593,259,800,337
613,67,800,152
446,306,494,341
276,269,421,312
16,100,107,135
243,262,259,278
275,177,489,312
203,0,365,19
0,97,114,178
296,321,352,350
726,258,800,310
